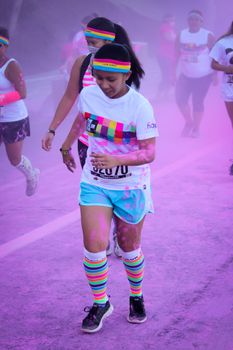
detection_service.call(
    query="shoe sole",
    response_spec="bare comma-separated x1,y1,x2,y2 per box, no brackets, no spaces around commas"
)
81,303,114,333
127,315,147,324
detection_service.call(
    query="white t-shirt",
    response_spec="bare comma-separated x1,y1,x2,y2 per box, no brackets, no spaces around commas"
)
0,59,28,122
178,28,213,78
209,35,233,101
77,85,159,190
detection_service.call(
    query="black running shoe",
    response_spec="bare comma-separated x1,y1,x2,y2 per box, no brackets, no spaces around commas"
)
229,162,233,176
127,296,147,323
81,301,113,333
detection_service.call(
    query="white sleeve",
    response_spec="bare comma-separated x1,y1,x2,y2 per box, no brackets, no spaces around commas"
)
76,90,85,119
136,101,159,140
209,41,225,63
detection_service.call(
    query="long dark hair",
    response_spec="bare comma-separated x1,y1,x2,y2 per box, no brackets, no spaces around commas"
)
87,17,144,89
114,24,144,89
0,27,9,40
218,21,233,41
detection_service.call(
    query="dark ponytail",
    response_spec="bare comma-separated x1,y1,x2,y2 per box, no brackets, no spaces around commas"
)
114,23,145,90
218,21,233,41
0,27,9,40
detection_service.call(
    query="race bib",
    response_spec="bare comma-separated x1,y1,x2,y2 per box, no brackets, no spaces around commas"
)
227,74,233,84
183,54,198,63
91,165,132,180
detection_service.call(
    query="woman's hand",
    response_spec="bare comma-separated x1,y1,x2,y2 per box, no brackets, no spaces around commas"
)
61,149,76,172
42,132,54,151
90,152,119,169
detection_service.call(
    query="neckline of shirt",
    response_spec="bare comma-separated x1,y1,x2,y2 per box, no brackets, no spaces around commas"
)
96,84,133,104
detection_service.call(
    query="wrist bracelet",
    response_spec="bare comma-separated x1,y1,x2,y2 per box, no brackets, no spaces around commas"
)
59,147,71,156
48,129,55,136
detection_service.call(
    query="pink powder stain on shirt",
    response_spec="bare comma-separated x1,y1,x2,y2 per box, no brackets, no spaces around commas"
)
96,139,108,147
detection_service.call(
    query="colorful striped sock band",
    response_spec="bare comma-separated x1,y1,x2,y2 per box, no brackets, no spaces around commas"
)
85,27,115,41
0,36,9,46
93,58,131,73
122,250,144,297
83,251,109,305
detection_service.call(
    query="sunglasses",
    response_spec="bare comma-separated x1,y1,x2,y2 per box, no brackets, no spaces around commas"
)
0,43,4,48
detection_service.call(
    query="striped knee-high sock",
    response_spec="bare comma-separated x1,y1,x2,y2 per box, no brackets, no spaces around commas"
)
83,249,109,306
122,249,144,297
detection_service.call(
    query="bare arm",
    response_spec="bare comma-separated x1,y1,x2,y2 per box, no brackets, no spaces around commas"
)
5,61,26,98
175,33,181,62
48,55,86,130
60,112,86,172
211,59,233,74
62,112,86,149
42,55,86,151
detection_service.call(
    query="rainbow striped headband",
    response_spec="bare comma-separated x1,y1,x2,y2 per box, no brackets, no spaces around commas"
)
0,36,9,45
92,58,131,73
85,27,115,41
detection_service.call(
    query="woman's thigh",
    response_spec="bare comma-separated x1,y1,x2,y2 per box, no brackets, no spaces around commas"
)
80,205,113,252
175,74,192,107
192,74,212,112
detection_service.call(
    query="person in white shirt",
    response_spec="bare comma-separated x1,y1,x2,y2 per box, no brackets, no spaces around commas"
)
175,10,215,138
60,43,158,333
210,21,233,175
0,27,39,196
42,17,144,256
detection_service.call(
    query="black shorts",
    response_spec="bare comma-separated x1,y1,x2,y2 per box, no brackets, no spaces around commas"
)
175,74,213,113
77,139,88,169
0,116,30,144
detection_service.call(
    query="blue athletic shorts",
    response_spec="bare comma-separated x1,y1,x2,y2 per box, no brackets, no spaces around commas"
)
79,182,154,224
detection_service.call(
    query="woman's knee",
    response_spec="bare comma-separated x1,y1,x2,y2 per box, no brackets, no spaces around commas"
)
117,234,141,252
83,234,108,253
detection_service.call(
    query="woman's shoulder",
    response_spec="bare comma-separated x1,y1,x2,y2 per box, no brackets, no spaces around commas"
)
2,58,20,73
129,88,152,108
71,54,89,73
2,58,16,68
217,35,233,45
129,87,147,99
80,84,98,97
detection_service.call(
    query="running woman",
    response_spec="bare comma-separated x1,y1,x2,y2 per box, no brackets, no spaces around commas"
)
210,21,233,175
175,10,215,137
42,17,144,255
60,43,159,333
0,27,39,196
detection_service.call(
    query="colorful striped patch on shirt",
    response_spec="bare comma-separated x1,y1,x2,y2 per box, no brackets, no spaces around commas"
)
84,112,137,144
